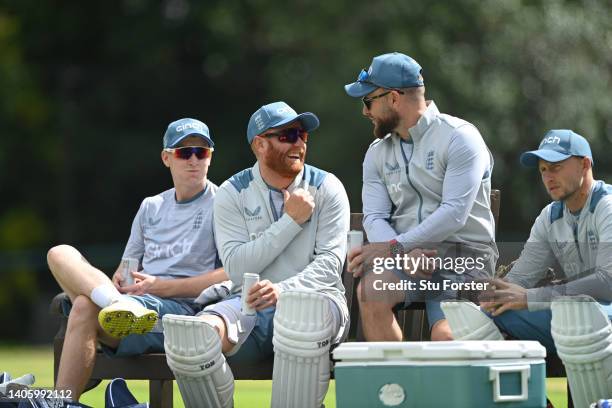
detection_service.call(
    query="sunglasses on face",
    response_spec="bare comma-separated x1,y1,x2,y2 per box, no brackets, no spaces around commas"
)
362,89,405,110
164,146,214,160
262,128,309,144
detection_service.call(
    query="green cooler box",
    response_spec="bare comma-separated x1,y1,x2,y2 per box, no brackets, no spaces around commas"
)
333,341,546,408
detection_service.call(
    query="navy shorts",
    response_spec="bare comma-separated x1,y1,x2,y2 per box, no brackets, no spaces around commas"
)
226,295,345,365
492,302,612,355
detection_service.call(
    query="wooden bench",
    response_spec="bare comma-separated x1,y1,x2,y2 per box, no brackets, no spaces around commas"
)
50,189,571,407
50,294,274,408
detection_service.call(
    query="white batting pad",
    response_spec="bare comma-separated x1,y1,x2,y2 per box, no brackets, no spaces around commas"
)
552,296,612,408
271,290,336,408
162,314,234,408
441,301,504,340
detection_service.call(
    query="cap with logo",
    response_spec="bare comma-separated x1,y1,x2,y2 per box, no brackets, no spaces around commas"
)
520,129,592,167
246,101,319,144
163,118,214,149
344,52,424,98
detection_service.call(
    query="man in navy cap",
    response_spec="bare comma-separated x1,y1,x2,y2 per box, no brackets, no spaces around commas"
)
46,118,227,401
344,52,498,341
162,102,350,408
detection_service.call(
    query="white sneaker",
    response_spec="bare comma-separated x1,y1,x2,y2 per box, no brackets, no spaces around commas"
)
98,300,158,339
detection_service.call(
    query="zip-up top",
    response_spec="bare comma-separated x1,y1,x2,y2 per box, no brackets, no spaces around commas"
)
362,101,497,257
506,180,612,310
213,161,350,321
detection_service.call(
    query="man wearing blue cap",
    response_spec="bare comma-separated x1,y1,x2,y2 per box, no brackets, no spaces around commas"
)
163,102,350,408
344,52,497,341
45,118,226,401
445,130,612,346
442,130,612,406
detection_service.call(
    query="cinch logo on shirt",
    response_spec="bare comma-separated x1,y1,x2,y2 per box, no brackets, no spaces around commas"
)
146,239,193,259
388,182,402,194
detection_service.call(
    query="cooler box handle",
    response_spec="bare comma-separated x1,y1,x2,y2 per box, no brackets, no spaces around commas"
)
489,365,530,402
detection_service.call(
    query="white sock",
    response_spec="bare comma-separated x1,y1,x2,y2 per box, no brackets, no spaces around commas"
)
90,284,122,309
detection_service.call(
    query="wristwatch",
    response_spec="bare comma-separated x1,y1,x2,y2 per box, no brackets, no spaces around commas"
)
389,239,405,258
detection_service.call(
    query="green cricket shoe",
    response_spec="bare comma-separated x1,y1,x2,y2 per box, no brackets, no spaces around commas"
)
98,300,158,339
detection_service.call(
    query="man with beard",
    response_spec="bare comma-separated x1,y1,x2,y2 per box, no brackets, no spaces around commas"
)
441,130,612,408
344,52,497,342
162,102,350,408
444,130,612,350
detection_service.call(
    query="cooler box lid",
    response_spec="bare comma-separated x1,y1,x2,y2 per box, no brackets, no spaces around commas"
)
333,341,546,361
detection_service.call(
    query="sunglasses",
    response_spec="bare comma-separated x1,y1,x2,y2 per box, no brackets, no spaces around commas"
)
262,128,309,144
164,146,213,160
362,89,405,110
358,68,370,82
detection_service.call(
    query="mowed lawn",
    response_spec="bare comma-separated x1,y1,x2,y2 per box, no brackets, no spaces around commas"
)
1,345,568,407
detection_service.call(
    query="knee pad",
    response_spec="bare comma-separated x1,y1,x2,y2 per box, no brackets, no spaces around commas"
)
551,296,612,408
0,373,35,395
272,290,335,408
162,314,234,408
441,301,503,340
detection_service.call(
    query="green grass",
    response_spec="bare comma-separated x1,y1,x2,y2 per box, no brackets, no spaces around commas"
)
1,345,566,407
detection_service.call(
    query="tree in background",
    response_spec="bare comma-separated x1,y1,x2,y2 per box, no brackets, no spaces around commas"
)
0,0,610,340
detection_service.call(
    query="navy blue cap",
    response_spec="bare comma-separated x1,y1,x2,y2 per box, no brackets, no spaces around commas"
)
246,101,319,144
163,118,214,148
520,130,593,167
345,52,424,98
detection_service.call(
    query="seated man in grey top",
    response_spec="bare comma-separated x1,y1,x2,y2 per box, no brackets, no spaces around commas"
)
441,130,612,408
162,102,350,408
345,52,498,341
447,130,612,353
46,118,227,401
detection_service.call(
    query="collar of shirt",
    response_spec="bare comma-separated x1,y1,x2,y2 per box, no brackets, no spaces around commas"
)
408,100,439,143
253,161,305,193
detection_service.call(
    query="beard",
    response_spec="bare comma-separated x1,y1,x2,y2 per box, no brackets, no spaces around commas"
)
554,178,583,202
374,109,401,139
262,143,305,179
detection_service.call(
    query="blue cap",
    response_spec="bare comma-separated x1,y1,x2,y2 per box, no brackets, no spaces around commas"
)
246,101,319,144
344,52,424,98
163,118,214,148
520,129,593,167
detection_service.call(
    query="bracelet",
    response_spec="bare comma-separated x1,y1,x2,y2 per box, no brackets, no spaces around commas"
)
389,239,405,258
